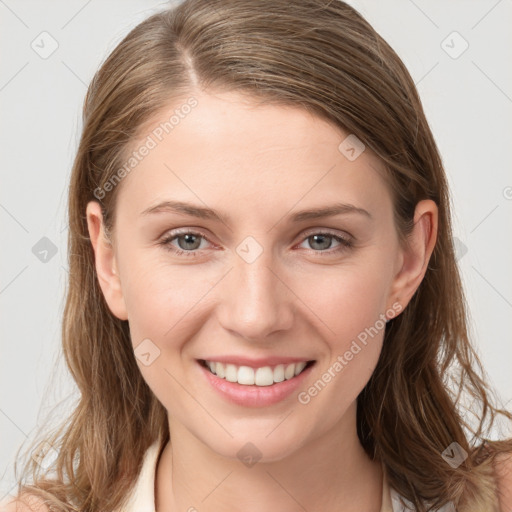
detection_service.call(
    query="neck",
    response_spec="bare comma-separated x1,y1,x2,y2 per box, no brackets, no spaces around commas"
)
155,401,383,512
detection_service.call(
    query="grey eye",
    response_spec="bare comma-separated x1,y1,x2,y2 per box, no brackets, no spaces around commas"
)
304,234,339,251
176,233,203,251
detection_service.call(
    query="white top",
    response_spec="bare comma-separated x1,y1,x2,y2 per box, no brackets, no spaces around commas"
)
115,436,411,512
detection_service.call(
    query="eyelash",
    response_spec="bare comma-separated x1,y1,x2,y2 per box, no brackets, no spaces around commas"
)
157,228,353,258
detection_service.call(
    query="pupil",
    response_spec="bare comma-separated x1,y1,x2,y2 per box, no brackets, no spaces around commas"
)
311,234,331,250
179,234,200,250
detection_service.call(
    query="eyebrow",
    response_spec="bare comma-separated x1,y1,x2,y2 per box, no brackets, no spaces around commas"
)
140,200,372,223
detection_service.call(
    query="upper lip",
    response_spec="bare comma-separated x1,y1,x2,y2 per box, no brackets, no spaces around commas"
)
199,356,315,368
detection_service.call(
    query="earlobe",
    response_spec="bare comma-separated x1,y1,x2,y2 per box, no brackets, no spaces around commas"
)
388,199,438,312
86,201,128,321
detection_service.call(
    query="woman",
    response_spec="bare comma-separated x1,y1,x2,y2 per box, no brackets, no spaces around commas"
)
4,0,512,511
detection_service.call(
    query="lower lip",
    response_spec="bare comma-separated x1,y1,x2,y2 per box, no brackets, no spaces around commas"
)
198,360,315,407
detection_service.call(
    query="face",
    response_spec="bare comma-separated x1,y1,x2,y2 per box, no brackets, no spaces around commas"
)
87,89,427,462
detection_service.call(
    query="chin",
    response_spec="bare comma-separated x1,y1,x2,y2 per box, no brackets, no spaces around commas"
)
198,422,310,464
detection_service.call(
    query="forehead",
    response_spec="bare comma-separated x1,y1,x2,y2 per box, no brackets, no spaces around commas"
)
115,90,391,222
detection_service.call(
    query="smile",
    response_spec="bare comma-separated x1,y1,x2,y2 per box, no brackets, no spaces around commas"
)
199,359,315,386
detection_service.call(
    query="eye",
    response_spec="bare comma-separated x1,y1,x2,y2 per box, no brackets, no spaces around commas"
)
297,231,353,255
158,230,213,257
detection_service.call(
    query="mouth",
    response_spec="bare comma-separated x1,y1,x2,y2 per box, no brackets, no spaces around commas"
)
198,359,316,387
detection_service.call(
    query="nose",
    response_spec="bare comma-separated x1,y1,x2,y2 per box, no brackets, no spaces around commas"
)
216,245,294,342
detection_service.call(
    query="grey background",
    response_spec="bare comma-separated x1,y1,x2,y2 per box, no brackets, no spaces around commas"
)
1,0,511,499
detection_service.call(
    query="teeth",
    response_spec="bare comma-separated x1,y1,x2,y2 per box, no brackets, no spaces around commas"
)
255,366,273,386
284,363,295,380
225,364,238,382
215,362,225,379
273,364,285,383
238,366,255,385
294,361,307,375
204,360,310,386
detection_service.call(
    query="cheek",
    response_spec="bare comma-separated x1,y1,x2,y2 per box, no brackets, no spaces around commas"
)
122,262,215,346
290,254,393,393
292,268,389,419
295,259,392,344
118,252,216,414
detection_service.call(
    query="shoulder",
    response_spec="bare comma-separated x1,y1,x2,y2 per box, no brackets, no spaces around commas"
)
0,495,50,512
493,450,512,510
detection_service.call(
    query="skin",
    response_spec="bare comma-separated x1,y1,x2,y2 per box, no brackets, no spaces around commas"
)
86,89,438,512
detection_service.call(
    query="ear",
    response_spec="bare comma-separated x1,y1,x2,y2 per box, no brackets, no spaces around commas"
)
86,201,128,321
387,199,438,313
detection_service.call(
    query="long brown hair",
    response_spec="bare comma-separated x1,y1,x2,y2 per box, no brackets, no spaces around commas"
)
9,1,512,511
